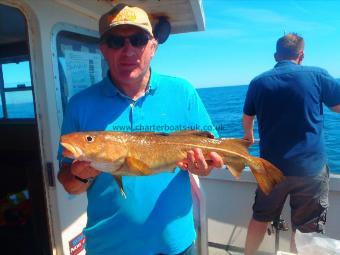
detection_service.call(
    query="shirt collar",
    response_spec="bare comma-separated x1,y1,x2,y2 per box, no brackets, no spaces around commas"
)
148,68,159,92
101,69,159,97
274,60,298,68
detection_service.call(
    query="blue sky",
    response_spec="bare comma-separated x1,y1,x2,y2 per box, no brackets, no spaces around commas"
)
3,62,31,86
4,0,339,91
152,0,340,88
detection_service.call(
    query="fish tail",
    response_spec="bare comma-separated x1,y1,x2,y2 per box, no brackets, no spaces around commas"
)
248,157,285,195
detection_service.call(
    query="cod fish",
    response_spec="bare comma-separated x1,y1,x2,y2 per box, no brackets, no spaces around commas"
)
60,130,284,196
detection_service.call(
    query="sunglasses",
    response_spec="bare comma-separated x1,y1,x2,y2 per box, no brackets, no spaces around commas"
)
102,33,151,49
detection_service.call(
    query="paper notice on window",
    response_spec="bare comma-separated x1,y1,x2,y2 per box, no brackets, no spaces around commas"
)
63,50,103,98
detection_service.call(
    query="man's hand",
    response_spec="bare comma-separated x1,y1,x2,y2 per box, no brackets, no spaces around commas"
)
177,148,224,176
330,104,340,113
58,161,100,194
243,131,255,145
71,161,101,180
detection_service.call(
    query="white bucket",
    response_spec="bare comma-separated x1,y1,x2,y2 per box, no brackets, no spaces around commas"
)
295,230,340,255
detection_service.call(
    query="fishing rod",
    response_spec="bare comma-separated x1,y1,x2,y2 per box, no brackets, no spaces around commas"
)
267,215,289,254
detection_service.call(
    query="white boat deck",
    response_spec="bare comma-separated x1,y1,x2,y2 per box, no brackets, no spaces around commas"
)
208,246,294,255
208,246,233,255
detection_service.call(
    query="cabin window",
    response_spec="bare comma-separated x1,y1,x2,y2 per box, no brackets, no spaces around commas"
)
55,31,107,111
0,60,34,119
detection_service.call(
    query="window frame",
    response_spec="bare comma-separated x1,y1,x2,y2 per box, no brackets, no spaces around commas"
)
51,22,103,128
0,55,35,122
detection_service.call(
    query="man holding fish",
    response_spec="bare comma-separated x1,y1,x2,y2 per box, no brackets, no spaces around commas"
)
58,4,284,255
57,4,224,255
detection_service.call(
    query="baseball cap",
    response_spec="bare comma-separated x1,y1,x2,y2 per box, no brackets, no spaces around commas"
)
99,3,153,38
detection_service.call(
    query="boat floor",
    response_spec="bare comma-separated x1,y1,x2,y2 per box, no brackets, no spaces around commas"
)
208,246,278,255
208,246,237,255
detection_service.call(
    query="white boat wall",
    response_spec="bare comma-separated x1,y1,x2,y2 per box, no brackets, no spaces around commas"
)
200,169,340,254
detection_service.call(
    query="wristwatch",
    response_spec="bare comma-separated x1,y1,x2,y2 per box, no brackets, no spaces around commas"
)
74,175,95,184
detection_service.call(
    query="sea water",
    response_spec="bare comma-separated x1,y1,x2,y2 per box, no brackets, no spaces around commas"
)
198,85,340,174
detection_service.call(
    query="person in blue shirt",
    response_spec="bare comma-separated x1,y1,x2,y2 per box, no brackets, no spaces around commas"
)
243,33,340,255
57,4,223,255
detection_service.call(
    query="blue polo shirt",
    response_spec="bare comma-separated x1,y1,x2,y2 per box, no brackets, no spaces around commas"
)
59,71,215,255
244,61,340,176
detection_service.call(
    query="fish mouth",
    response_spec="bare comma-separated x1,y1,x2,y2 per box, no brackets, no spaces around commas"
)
61,142,83,159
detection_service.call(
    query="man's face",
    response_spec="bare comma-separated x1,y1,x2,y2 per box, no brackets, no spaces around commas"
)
100,26,157,85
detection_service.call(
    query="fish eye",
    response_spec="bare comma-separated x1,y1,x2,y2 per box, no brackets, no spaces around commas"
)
85,135,95,143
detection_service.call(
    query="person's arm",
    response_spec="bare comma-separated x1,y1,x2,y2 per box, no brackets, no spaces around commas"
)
58,161,100,194
320,71,340,112
243,79,257,145
243,113,255,145
330,104,340,113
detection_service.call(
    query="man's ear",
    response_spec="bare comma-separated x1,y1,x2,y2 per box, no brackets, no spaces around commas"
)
297,51,304,64
100,44,108,61
150,39,158,58
300,51,304,60
274,52,279,62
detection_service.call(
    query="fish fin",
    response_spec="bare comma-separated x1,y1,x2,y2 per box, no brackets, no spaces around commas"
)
221,138,252,147
225,160,246,178
170,130,214,138
125,157,152,175
219,138,251,154
248,157,285,195
113,176,126,199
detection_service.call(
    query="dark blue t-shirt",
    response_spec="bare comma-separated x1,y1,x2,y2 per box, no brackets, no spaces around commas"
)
243,61,340,176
